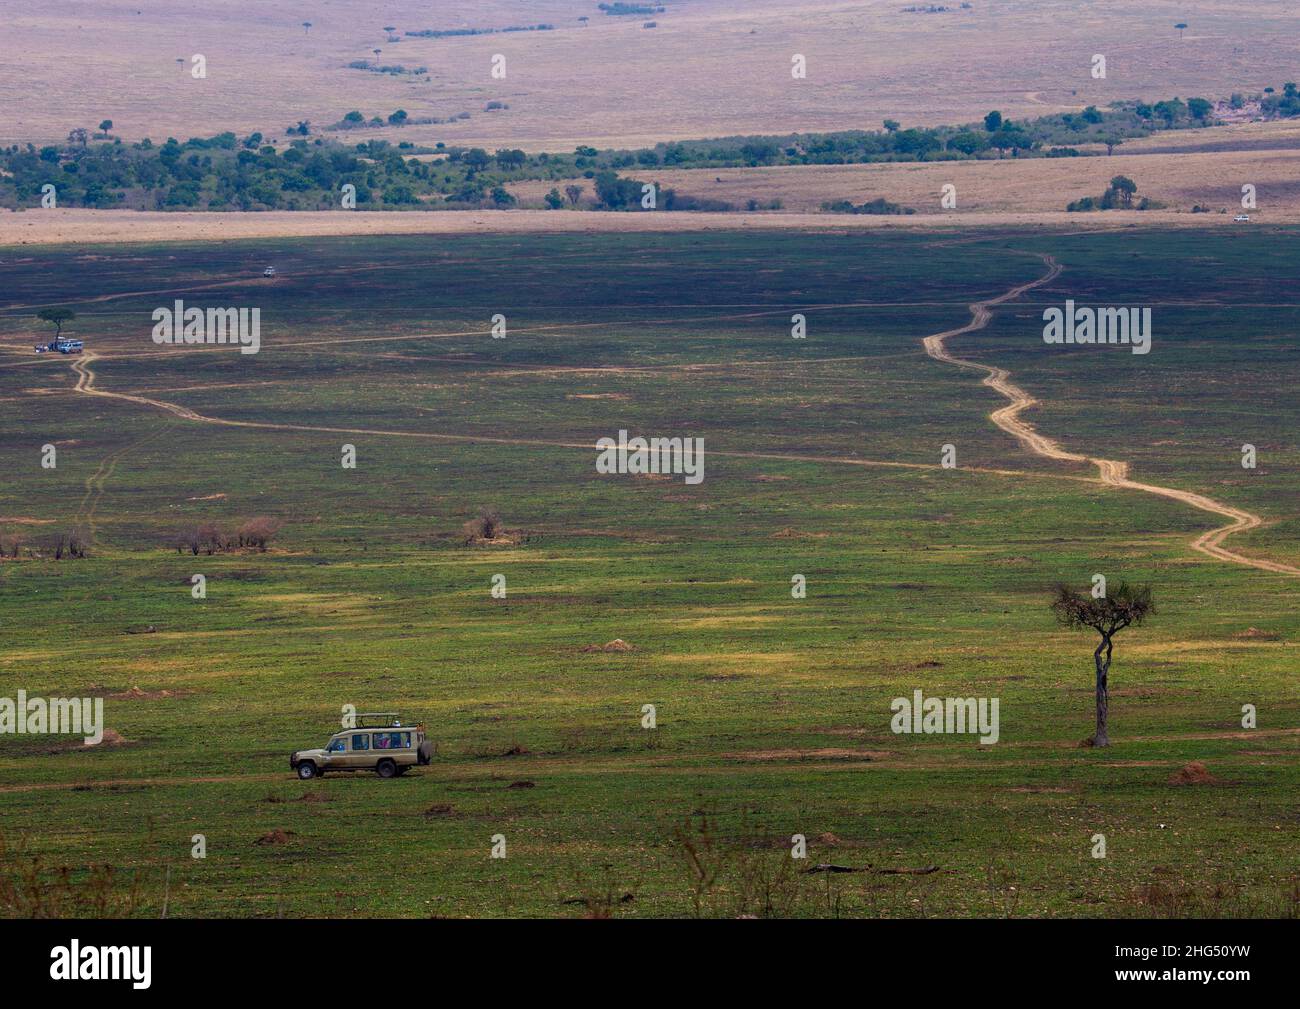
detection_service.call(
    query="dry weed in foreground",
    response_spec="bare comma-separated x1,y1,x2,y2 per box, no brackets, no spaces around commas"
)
0,830,152,918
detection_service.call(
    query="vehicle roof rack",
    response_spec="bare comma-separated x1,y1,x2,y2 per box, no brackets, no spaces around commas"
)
354,712,403,727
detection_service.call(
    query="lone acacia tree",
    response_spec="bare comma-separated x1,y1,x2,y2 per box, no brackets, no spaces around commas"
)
1051,581,1154,746
1107,174,1137,208
37,308,76,340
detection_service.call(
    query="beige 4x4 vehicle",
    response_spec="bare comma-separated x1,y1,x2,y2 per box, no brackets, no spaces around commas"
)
290,713,432,779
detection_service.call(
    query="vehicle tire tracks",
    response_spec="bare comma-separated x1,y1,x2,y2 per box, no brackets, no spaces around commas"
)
72,419,174,543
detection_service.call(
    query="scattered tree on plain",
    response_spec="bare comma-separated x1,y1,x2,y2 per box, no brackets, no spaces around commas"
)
1051,581,1155,747
1108,174,1137,207
37,308,76,339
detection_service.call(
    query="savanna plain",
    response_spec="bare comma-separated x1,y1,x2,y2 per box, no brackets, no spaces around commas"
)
1,227,1296,917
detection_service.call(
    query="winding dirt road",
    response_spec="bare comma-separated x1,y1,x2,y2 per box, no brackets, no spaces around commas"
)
924,253,1299,576
67,252,1297,576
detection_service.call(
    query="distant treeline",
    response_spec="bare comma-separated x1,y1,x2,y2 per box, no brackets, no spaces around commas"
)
347,60,428,77
599,3,664,14
822,197,915,215
636,98,1222,168
404,24,554,38
2,86,1295,213
1261,82,1300,116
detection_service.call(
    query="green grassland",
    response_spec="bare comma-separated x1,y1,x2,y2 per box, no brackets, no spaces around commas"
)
0,228,1296,918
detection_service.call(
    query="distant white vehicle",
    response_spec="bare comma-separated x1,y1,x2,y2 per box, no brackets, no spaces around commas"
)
1233,214,1250,222
262,266,277,277
34,338,83,354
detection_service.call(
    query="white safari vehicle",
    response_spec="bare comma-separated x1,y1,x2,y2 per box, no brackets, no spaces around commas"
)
290,713,432,779
35,338,84,354
1234,214,1251,222
262,265,277,277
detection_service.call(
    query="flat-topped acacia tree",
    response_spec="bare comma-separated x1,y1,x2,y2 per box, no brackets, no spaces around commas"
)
37,307,76,340
1051,581,1155,747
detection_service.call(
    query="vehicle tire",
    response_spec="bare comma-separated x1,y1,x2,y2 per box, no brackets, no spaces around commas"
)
376,759,397,779
296,762,318,780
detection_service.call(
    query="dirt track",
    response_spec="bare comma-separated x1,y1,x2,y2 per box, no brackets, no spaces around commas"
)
66,251,1299,577
68,353,1079,483
924,254,1300,576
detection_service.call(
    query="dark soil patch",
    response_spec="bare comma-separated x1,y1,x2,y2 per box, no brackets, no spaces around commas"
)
1168,761,1218,785
254,829,296,845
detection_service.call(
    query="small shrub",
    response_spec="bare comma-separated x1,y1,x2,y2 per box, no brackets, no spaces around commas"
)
463,508,503,542
237,517,282,551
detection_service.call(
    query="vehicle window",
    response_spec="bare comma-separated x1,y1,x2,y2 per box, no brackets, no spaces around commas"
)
351,733,370,751
374,731,410,749
327,738,346,753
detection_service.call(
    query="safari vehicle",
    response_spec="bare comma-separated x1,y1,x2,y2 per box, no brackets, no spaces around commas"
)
290,713,432,779
262,265,276,277
34,338,83,354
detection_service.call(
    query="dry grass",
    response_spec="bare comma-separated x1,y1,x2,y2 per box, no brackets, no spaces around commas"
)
1,1,1297,150
507,129,1300,217
641,146,1300,216
0,830,152,918
0,203,1285,249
